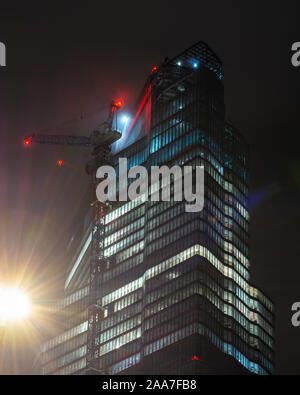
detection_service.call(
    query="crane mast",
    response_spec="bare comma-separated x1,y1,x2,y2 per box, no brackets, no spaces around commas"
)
24,100,123,374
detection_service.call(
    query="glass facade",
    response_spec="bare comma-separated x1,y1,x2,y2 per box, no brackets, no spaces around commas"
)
37,41,275,375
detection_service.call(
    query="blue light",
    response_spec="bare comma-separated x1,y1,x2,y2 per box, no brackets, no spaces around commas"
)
193,62,198,69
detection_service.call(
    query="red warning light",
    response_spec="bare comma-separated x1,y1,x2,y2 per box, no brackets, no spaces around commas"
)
114,99,123,108
191,356,200,361
151,65,158,74
24,137,32,146
57,160,63,167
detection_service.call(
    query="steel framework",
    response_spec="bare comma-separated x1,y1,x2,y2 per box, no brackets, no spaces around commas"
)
24,102,122,375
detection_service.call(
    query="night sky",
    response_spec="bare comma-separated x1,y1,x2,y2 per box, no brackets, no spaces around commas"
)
0,1,299,374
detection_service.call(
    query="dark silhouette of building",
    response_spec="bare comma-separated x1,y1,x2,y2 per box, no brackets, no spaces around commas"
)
37,41,275,375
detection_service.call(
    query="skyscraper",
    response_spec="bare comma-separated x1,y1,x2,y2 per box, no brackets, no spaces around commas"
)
37,41,275,375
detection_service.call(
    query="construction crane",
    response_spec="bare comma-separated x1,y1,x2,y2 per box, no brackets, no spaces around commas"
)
24,99,123,374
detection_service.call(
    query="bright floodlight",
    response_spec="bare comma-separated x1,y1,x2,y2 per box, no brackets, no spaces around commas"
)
0,286,31,323
122,115,130,124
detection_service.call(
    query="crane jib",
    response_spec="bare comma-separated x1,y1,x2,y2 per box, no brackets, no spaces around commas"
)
24,134,92,147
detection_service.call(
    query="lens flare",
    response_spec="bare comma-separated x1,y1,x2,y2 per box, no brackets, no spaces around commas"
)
0,286,31,323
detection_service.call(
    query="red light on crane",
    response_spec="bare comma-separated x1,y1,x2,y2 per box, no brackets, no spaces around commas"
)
57,160,63,167
151,65,158,74
24,137,32,146
114,99,123,108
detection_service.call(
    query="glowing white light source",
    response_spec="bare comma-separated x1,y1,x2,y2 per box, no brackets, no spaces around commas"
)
193,62,198,68
122,115,130,124
0,286,31,323
176,61,182,66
